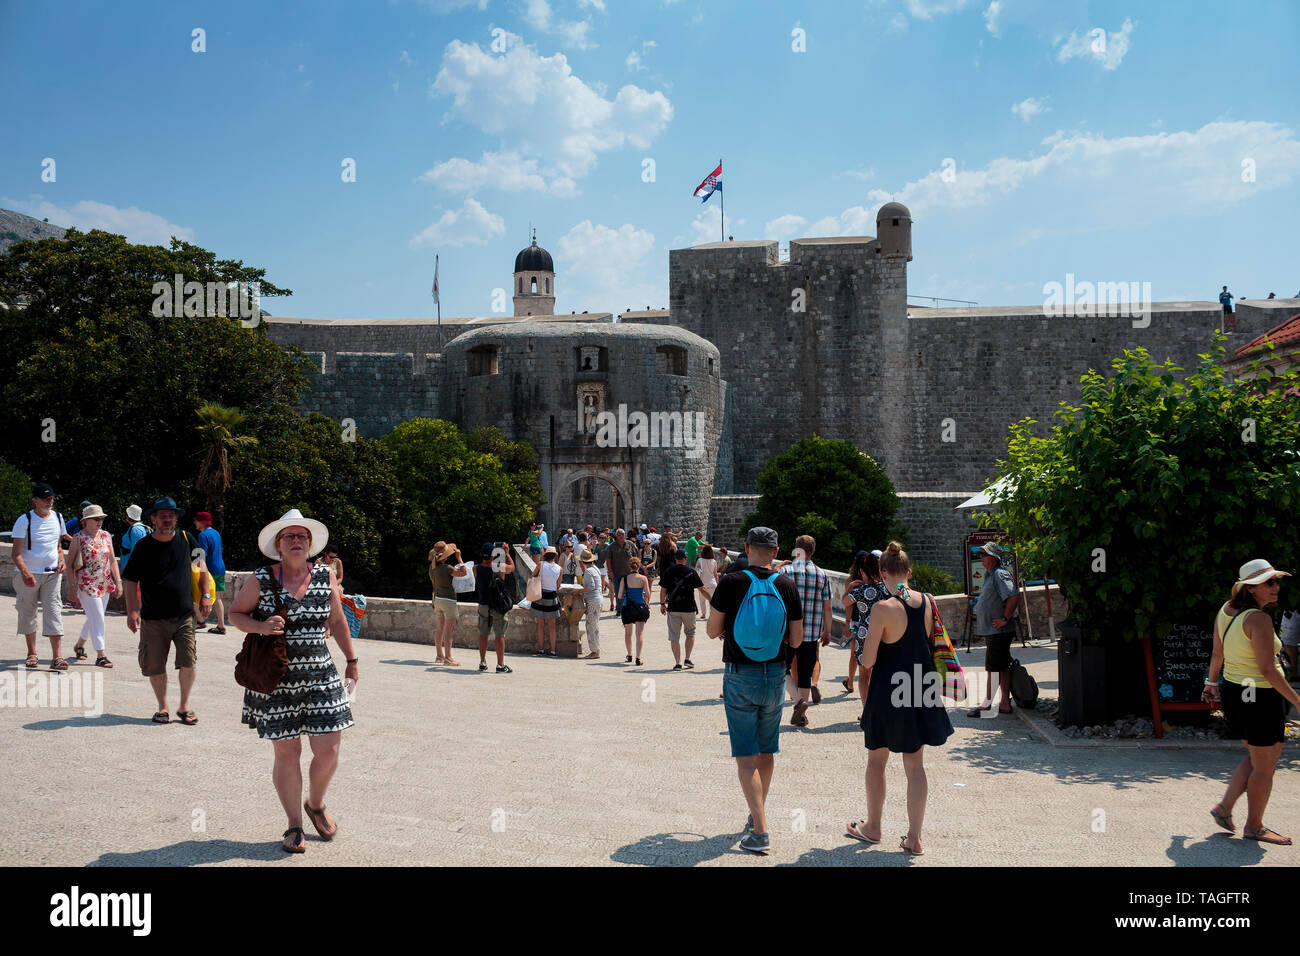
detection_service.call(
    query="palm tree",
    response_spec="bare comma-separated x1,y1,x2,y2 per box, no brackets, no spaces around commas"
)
195,402,258,529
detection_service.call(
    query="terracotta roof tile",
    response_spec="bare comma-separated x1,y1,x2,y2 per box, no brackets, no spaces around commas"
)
1235,313,1300,356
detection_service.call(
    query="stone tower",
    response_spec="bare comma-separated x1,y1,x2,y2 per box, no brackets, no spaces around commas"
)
512,230,556,316
875,201,913,261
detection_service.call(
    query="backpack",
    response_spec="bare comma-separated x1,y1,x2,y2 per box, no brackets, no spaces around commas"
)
23,509,64,550
733,569,788,661
1009,656,1039,709
488,574,515,616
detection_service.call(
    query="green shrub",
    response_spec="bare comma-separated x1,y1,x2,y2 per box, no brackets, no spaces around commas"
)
0,459,32,529
910,561,960,596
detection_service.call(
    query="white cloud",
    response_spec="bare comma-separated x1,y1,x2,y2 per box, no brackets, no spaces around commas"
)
906,0,972,19
410,197,506,247
419,150,577,197
983,0,1002,36
680,205,745,246
414,0,490,11
860,121,1299,222
578,0,605,9
807,206,874,237
837,166,876,181
764,214,807,243
3,195,193,245
523,0,596,50
430,31,672,181
1056,18,1134,71
557,220,664,312
1010,96,1047,123
399,50,414,65
626,40,655,72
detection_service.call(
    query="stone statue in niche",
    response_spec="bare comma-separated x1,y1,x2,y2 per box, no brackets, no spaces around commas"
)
577,383,605,442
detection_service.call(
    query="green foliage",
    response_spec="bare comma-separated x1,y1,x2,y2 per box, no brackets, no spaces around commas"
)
382,420,543,594
910,561,960,596
222,408,401,592
0,460,33,529
0,228,305,520
983,335,1300,642
744,436,899,571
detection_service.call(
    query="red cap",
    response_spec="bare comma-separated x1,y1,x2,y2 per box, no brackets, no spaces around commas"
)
195,511,213,523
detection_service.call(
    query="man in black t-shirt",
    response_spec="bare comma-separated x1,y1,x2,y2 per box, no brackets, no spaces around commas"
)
474,545,514,673
659,549,709,670
122,497,210,725
706,526,802,855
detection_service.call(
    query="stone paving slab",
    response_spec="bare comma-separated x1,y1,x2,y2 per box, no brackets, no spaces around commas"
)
1,597,1296,866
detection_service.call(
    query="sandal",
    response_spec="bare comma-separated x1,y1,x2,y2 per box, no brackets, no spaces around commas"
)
1210,804,1235,832
152,711,170,724
900,835,924,855
73,645,88,661
95,657,114,668
842,678,853,693
1243,826,1292,845
50,658,69,671
304,801,338,840
966,705,991,718
25,653,39,669
282,827,307,853
177,711,198,726
846,820,880,844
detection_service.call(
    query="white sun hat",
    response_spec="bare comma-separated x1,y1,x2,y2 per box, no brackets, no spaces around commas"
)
257,508,330,559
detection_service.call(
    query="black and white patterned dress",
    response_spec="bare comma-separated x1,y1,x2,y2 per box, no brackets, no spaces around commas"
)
241,564,355,740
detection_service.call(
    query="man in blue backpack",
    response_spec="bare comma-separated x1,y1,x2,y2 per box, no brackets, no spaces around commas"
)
707,526,803,854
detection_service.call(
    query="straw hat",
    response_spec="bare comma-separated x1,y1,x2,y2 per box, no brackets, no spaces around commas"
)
80,504,107,522
1232,558,1291,598
579,549,597,563
126,504,143,522
437,542,460,562
257,509,329,559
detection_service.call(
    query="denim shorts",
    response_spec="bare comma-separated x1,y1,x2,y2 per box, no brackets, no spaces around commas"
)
722,660,786,757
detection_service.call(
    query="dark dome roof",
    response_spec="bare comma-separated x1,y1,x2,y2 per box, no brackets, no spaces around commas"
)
514,239,553,273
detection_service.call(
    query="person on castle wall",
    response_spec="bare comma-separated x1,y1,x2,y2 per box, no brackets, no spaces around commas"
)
429,542,465,666
1220,286,1235,316
618,556,651,665
1204,559,1300,845
967,542,1019,718
530,546,562,657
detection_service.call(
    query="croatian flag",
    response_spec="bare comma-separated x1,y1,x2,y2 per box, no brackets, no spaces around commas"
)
694,163,721,203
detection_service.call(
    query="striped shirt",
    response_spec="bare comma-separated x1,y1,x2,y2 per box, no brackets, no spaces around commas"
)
779,559,831,638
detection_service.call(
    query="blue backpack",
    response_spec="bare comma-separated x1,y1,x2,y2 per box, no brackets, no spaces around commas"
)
733,570,788,661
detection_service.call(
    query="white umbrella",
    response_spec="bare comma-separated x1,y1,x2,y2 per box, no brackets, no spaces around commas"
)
955,477,1014,510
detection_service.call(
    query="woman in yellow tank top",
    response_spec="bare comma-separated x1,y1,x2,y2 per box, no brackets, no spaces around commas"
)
1204,559,1300,846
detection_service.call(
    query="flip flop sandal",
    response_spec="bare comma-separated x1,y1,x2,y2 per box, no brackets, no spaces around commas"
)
50,658,69,671
1211,805,1235,832
95,657,114,668
842,678,854,693
846,821,880,844
1243,826,1292,845
73,646,88,661
152,711,170,724
177,711,198,726
900,836,923,855
304,801,338,840
25,654,39,669
282,827,307,853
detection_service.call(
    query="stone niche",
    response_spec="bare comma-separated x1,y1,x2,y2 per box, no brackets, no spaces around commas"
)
577,382,606,443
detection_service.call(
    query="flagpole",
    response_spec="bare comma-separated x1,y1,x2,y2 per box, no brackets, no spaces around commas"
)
435,254,441,349
719,158,725,241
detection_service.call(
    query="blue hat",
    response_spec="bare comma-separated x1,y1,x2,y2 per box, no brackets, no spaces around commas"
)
145,497,184,520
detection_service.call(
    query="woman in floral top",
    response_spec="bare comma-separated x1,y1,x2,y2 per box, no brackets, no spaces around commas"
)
842,551,889,700
69,504,122,667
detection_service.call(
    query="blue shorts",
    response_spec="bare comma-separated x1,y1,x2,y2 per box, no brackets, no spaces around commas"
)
722,660,786,757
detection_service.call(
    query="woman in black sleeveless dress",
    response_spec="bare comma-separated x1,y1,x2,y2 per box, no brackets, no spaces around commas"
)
846,542,952,854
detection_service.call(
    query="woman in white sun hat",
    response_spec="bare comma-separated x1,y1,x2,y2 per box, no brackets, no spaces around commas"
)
1204,558,1300,846
228,509,358,854
69,504,122,667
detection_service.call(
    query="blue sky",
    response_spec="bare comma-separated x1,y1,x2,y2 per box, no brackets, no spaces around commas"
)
2,0,1297,319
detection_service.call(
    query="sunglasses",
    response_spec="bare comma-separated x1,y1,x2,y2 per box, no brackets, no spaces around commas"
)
278,532,311,543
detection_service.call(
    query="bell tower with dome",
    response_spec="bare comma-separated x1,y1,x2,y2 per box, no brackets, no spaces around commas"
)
513,230,556,316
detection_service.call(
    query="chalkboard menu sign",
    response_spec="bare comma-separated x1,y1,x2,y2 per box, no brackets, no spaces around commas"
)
1152,623,1214,704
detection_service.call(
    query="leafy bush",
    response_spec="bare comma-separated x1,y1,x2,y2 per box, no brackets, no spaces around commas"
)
0,459,33,529
984,336,1300,642
744,436,898,570
910,561,960,596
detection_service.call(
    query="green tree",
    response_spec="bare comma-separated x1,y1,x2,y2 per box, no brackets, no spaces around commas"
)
744,436,899,570
984,336,1300,643
222,408,401,593
382,419,543,594
195,402,258,530
0,228,305,522
0,459,33,529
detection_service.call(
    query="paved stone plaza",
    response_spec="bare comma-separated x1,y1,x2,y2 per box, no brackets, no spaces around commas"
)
2,598,1296,867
